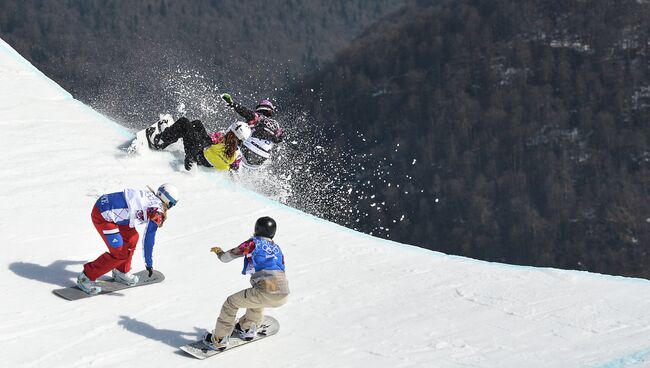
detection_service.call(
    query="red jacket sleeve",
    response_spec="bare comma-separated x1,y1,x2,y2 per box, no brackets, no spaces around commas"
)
237,239,256,255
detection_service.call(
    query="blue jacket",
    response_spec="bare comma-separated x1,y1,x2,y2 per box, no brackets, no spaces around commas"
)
241,237,285,275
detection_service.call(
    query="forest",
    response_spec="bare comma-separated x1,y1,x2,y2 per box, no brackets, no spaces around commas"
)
293,0,650,277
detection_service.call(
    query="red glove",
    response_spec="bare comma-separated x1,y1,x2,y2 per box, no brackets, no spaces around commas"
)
147,208,166,227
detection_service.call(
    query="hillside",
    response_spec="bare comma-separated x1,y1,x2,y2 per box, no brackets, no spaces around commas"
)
292,0,650,278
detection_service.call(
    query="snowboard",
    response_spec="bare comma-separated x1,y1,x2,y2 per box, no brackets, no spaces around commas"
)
52,269,165,301
126,114,173,154
180,315,280,359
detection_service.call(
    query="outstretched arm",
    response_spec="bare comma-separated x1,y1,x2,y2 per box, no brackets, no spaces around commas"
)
221,93,257,121
210,238,255,263
210,245,243,263
232,103,257,122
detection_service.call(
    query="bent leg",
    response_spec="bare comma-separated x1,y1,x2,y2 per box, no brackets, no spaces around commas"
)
115,225,139,273
160,117,211,156
84,207,139,280
213,288,264,338
159,117,191,145
213,288,288,337
239,290,288,331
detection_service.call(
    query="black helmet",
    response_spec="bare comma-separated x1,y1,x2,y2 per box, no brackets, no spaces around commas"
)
254,216,277,239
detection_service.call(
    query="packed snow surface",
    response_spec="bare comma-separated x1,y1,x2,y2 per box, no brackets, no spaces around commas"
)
1,38,650,368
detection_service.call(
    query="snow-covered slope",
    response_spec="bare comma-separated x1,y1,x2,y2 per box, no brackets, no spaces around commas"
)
2,38,650,368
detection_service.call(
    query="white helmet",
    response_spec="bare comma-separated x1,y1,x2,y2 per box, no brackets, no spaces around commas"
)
157,183,179,208
228,121,252,141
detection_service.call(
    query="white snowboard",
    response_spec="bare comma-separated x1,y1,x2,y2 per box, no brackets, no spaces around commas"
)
126,114,174,154
180,315,280,359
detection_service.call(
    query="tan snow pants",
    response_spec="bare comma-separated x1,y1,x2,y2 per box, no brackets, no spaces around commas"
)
213,286,288,338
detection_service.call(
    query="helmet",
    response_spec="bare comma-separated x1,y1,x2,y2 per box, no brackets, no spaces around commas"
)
228,121,252,141
157,183,180,209
254,216,277,239
255,99,275,116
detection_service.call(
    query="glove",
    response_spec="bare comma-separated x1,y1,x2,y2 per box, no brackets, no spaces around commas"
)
273,127,285,143
230,158,241,171
221,93,233,106
146,266,153,277
184,155,195,171
210,246,224,255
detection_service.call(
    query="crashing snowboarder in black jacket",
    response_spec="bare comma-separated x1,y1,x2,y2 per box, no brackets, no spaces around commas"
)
221,93,284,169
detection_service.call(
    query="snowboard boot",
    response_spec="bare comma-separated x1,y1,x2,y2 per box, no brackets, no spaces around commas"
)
203,332,228,351
76,271,101,295
146,115,173,150
145,126,164,150
234,322,257,341
112,269,139,286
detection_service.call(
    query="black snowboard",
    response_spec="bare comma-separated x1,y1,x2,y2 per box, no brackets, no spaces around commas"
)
180,315,280,359
52,270,165,300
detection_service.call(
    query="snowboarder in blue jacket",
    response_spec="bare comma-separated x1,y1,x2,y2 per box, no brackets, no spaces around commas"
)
203,216,289,350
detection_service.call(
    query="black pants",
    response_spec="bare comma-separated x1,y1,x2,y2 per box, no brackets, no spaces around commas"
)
160,117,213,167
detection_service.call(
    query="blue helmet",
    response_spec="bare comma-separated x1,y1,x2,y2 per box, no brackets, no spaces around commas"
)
157,183,179,209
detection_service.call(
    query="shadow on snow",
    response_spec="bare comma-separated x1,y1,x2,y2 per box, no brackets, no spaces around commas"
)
9,260,88,287
118,315,203,351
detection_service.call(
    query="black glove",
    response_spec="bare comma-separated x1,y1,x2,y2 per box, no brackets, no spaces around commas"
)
184,155,195,171
146,266,153,277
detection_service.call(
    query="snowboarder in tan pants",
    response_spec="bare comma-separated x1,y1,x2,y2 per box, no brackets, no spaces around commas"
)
203,216,289,351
